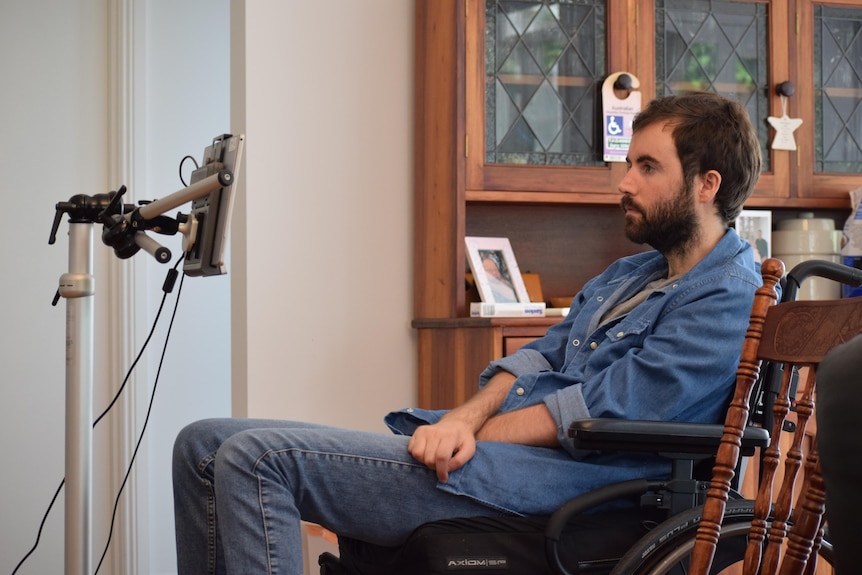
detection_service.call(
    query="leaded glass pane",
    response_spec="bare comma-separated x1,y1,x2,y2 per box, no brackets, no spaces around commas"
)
815,5,862,174
656,0,770,172
486,0,606,166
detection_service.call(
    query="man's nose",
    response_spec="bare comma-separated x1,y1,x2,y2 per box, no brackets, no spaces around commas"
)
618,168,635,195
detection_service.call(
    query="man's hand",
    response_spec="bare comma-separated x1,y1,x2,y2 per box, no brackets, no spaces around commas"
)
406,369,560,482
408,416,477,483
407,371,514,482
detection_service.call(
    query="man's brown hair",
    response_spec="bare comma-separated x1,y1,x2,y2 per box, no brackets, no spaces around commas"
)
632,91,762,223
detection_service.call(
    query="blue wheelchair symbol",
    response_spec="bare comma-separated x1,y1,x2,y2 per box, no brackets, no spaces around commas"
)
606,115,623,136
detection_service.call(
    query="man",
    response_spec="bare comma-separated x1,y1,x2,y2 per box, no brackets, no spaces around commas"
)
172,91,763,575
755,229,769,260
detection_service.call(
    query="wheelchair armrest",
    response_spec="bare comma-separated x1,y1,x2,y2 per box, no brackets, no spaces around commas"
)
568,418,769,457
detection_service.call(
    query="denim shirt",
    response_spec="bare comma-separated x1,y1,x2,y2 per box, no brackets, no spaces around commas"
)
386,229,762,516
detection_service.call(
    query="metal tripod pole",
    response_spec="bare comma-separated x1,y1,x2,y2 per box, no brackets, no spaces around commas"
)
61,222,95,575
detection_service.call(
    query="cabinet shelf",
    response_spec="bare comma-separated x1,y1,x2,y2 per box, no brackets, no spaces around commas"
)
497,74,595,87
466,189,620,204
468,190,855,210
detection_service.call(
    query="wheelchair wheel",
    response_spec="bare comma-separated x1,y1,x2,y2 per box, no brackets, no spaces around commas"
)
609,499,834,575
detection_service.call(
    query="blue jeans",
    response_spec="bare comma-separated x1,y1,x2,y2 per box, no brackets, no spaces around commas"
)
172,418,503,575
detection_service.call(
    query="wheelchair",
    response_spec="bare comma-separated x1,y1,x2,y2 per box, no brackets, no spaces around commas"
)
319,259,862,575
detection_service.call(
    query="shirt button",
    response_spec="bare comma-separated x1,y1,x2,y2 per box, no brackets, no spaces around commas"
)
596,296,604,302
616,331,624,338
572,339,580,347
515,387,525,396
672,283,679,289
590,342,598,350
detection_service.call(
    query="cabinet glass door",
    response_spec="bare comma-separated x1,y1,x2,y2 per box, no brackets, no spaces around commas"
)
814,4,862,174
485,0,607,167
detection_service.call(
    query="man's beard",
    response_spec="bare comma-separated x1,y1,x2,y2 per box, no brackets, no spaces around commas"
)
621,184,699,256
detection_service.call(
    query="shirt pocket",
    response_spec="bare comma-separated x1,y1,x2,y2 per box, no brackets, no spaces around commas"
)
604,316,651,344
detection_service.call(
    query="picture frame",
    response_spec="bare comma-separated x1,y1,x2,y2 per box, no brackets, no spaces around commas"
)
735,209,772,263
465,236,531,304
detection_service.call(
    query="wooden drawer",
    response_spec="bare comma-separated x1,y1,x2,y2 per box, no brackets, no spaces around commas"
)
413,317,562,409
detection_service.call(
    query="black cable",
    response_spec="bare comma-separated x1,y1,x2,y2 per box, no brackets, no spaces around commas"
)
12,259,184,575
178,155,199,188
92,262,178,428
95,261,185,574
10,479,65,575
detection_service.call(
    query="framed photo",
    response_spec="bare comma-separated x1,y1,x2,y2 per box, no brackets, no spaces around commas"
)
735,209,772,263
465,236,531,304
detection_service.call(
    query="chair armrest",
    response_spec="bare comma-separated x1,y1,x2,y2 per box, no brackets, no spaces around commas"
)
568,419,769,456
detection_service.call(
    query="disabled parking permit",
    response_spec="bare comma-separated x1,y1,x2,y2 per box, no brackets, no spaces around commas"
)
602,72,642,163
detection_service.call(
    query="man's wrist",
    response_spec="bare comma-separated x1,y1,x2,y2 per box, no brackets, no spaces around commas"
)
439,406,487,435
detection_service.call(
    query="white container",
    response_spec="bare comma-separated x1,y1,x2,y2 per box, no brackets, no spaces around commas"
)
772,229,841,255
773,213,841,300
778,215,836,231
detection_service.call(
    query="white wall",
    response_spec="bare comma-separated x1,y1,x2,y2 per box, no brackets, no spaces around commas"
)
140,1,233,573
0,2,110,573
0,1,414,573
231,1,416,428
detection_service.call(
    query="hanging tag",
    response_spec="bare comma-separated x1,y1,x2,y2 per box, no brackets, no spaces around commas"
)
767,96,803,151
601,72,642,163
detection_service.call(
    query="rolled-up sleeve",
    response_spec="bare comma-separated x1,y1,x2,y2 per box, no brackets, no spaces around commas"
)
542,380,592,458
478,348,553,388
481,348,594,458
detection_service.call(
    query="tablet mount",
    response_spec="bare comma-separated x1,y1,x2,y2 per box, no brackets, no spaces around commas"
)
47,134,241,575
49,169,233,267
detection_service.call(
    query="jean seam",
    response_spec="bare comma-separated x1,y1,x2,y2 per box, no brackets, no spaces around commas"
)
198,453,218,575
252,448,428,472
258,474,275,575
205,478,217,575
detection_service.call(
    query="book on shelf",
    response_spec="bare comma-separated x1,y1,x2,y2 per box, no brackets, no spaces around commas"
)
469,302,546,317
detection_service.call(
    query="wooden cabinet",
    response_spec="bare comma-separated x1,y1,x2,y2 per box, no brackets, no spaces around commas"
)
413,317,561,409
413,0,862,409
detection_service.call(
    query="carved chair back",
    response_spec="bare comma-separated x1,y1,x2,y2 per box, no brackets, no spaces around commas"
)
689,258,862,575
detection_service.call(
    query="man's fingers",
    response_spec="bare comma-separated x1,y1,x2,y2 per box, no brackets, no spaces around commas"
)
409,429,452,474
434,442,456,482
407,421,478,482
407,433,425,460
436,436,476,483
447,441,476,474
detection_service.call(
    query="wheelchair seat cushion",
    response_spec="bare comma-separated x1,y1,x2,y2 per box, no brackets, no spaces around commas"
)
320,506,667,575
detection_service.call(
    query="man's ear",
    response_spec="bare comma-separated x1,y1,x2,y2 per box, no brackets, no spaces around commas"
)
697,169,722,203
